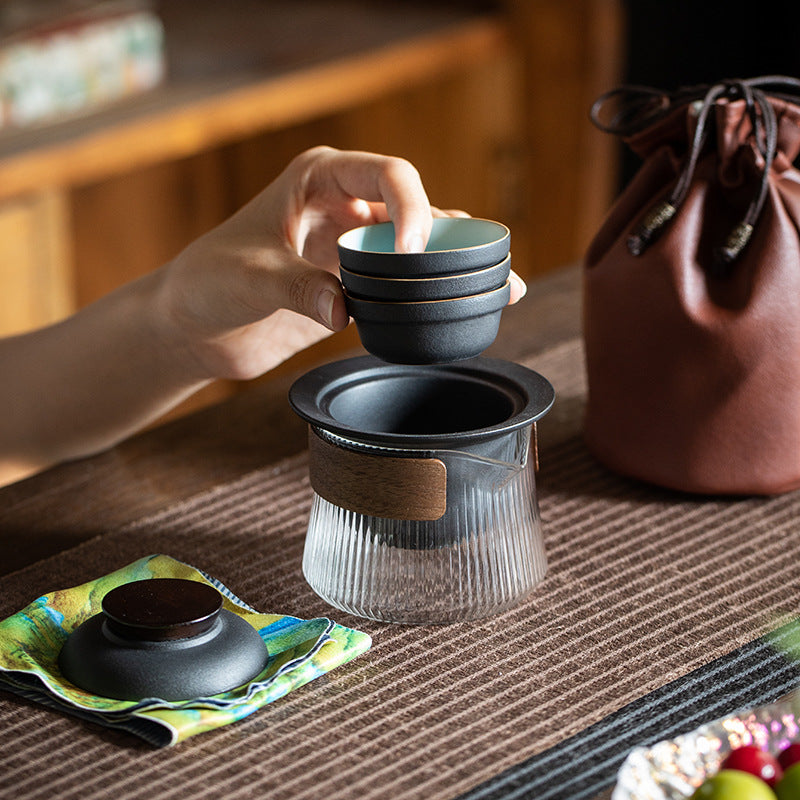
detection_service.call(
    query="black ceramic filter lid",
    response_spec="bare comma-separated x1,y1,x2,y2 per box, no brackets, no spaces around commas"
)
288,355,555,450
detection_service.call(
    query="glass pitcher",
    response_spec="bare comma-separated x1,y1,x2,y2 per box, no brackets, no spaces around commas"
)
289,356,555,624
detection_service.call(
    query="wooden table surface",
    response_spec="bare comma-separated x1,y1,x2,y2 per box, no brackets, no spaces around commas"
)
0,265,583,576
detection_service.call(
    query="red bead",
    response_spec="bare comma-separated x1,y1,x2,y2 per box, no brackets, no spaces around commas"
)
721,745,783,788
778,743,800,770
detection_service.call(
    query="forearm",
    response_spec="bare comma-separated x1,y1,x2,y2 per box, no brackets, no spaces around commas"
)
0,147,451,485
0,268,210,479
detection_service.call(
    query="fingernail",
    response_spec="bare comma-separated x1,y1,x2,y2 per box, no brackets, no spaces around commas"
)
511,273,527,300
317,289,336,328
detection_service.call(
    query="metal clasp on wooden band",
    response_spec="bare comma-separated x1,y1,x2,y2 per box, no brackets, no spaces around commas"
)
307,427,447,521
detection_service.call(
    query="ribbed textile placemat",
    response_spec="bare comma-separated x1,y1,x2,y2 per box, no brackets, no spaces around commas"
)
456,629,800,800
3,339,800,800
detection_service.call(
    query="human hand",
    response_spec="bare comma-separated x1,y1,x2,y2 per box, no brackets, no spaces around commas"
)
155,146,526,381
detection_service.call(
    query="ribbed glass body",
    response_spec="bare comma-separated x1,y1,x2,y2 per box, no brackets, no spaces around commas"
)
302,426,547,624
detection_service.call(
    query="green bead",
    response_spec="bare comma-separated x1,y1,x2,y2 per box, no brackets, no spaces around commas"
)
776,762,800,800
691,769,778,800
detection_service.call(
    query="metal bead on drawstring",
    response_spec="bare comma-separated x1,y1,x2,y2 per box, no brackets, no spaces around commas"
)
712,221,754,274
627,200,677,255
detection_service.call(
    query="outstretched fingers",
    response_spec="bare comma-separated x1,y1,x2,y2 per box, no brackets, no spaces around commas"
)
303,147,433,253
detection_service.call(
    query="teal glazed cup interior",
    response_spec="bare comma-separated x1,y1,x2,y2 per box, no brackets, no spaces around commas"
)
340,253,511,302
344,280,511,364
337,217,510,276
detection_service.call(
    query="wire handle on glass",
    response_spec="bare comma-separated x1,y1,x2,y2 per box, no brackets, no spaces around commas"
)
591,76,800,273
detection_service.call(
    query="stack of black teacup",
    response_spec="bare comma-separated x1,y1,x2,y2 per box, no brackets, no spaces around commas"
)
337,218,511,364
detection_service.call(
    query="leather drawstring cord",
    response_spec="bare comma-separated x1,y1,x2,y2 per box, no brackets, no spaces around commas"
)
718,83,777,267
591,76,800,273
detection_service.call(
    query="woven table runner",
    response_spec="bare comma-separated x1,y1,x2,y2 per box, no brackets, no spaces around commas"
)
2,339,800,800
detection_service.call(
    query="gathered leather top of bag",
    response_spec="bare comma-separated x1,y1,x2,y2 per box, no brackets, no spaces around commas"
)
583,76,800,496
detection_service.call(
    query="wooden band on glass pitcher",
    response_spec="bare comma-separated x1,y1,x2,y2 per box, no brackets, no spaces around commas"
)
307,427,447,521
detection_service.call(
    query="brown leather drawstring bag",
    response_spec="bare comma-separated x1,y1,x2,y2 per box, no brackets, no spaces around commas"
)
583,76,800,495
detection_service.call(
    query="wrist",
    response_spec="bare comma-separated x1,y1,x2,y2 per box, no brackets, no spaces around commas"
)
145,260,221,384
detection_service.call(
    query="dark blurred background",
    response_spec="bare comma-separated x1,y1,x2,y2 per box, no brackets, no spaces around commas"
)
624,0,800,88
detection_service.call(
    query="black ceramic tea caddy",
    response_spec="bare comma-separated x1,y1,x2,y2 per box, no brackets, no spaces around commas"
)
59,578,268,701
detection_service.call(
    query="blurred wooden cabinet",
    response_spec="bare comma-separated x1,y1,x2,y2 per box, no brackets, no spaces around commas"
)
0,189,72,337
0,0,622,413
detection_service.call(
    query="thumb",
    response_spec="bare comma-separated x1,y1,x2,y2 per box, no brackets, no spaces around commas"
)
278,260,349,331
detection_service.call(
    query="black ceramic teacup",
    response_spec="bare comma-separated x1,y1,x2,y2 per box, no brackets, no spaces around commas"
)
337,217,510,277
344,280,511,364
340,253,511,302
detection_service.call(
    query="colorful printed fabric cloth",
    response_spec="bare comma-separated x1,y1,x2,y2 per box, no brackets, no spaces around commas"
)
0,554,371,746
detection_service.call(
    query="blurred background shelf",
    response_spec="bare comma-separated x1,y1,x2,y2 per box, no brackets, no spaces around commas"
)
0,1,517,198
0,0,623,416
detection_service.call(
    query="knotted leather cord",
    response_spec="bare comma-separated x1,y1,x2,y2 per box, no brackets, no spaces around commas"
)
591,76,800,272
